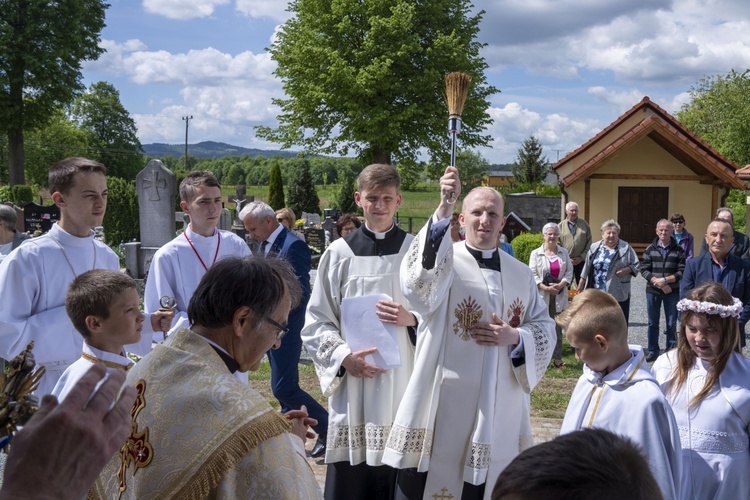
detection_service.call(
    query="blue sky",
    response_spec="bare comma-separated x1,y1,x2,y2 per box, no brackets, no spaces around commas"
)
82,0,750,164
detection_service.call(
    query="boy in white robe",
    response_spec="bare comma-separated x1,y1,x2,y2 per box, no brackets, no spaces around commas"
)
383,167,556,500
0,157,169,396
144,170,251,338
52,269,173,401
557,288,681,500
302,164,417,499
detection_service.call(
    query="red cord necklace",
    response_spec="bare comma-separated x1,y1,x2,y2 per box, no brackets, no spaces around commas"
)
183,228,221,271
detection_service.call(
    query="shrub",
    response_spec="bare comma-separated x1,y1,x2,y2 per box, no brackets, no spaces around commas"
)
10,185,35,206
103,176,139,245
510,232,544,264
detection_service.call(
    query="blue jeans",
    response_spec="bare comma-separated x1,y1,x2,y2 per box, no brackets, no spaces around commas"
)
646,292,679,355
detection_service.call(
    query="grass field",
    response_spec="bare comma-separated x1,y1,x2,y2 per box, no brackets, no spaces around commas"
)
249,340,581,419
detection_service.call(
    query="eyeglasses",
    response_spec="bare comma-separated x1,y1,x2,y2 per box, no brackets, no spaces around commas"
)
277,217,286,223
671,220,685,224
265,317,289,340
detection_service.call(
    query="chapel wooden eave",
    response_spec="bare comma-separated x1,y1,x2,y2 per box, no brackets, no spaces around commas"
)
552,96,744,190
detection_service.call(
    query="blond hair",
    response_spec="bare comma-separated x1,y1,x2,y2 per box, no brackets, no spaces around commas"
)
556,289,627,343
357,164,400,192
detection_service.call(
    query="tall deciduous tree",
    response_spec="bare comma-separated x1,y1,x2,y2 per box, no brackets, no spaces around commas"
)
268,161,286,210
71,82,144,180
676,69,750,167
511,135,549,186
24,109,90,186
259,0,497,166
287,159,320,217
0,0,108,185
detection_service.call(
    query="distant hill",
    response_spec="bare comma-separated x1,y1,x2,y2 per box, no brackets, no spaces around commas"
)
142,141,301,159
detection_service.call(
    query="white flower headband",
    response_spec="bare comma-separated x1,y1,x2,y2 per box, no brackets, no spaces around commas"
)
676,297,743,318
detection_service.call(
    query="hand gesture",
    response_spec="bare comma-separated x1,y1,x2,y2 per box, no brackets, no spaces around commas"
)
471,313,521,347
0,365,136,500
438,166,461,219
376,301,417,327
151,309,175,332
285,405,318,442
341,348,387,378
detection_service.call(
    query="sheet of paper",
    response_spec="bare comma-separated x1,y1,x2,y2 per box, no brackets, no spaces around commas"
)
341,293,402,370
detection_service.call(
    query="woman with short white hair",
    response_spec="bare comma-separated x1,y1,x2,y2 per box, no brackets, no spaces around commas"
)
578,219,640,323
529,222,573,368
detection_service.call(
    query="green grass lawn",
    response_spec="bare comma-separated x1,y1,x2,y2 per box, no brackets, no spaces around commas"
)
249,341,582,419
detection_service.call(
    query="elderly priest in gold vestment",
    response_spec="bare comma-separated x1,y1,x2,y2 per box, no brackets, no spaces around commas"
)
90,257,322,499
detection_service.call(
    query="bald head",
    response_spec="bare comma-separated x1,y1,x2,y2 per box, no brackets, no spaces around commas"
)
460,187,505,250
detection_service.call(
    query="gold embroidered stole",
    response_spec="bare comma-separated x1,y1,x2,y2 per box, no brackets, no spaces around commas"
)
89,329,291,500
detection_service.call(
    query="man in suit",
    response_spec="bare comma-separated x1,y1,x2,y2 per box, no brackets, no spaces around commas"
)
698,207,750,260
240,201,329,457
682,218,750,346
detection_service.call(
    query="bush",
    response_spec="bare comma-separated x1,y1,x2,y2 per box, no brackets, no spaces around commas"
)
10,185,35,206
103,176,139,245
510,232,544,264
0,186,10,202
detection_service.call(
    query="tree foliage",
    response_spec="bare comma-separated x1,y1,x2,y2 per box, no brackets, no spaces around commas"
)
334,173,358,214
456,149,490,197
0,0,108,185
397,159,422,191
286,159,320,217
70,81,144,180
267,161,285,210
259,0,497,166
24,109,91,186
676,69,750,166
102,176,139,245
510,135,549,186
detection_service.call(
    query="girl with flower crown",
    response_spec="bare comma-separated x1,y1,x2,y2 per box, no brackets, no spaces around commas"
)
652,282,750,499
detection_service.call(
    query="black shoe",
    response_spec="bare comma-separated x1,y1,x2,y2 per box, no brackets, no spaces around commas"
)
310,435,326,458
646,352,659,363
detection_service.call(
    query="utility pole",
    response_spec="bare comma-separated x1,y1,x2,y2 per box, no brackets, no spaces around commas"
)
182,115,193,170
551,148,564,162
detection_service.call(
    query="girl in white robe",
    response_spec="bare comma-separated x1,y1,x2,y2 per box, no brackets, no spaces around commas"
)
653,282,750,500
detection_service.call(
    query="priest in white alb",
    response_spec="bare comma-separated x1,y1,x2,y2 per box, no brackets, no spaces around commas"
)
382,166,555,499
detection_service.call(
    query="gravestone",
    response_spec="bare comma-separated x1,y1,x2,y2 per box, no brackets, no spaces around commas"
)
125,160,177,278
322,217,336,240
227,184,253,238
305,228,326,255
23,202,60,234
302,212,321,227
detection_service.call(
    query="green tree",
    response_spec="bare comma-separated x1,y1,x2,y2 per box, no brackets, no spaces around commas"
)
24,109,90,186
397,159,422,191
456,150,490,196
287,159,320,217
1,0,108,185
70,82,144,180
259,0,497,166
676,70,750,166
334,173,358,214
268,161,285,210
510,135,549,186
102,176,139,245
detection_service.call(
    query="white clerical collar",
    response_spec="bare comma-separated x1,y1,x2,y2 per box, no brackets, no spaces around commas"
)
82,342,132,368
186,225,218,241
50,223,95,247
201,336,232,357
264,223,284,251
465,242,497,259
364,222,394,240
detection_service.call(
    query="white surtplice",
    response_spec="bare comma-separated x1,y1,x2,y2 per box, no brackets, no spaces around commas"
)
382,216,555,500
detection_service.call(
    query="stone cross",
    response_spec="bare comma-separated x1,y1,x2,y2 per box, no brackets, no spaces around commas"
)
135,159,177,248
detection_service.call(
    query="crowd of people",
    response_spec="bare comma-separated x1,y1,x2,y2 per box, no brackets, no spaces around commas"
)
1,157,749,499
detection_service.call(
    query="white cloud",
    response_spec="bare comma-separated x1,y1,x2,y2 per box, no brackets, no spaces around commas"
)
235,0,291,22
142,0,230,20
481,0,750,85
478,102,601,164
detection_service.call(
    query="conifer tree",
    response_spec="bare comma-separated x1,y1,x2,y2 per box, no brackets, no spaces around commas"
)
267,161,285,210
335,174,358,215
287,159,320,217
